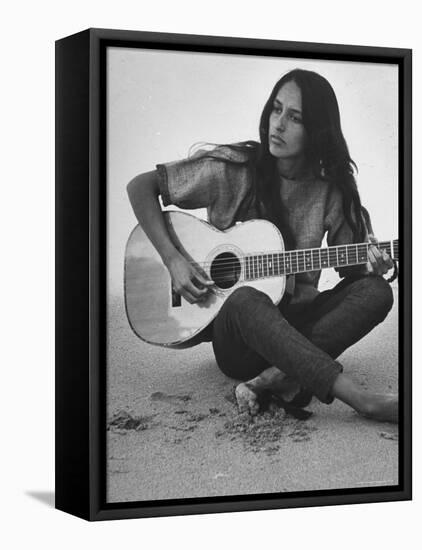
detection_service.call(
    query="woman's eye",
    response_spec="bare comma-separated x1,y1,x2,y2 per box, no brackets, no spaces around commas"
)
273,107,282,114
289,113,302,123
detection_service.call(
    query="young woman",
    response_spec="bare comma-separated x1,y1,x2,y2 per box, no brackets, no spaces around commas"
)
127,69,398,423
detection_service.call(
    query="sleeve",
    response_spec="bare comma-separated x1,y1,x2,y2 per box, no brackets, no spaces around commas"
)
325,185,371,278
156,146,250,211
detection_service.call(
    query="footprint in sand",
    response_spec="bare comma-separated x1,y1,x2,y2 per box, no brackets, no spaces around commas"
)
379,431,399,441
288,423,318,442
107,410,155,432
150,391,192,404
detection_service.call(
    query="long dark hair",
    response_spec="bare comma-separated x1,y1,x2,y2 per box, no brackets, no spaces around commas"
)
193,69,366,248
256,69,366,247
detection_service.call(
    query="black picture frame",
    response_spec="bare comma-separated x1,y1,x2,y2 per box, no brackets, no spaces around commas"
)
55,28,412,521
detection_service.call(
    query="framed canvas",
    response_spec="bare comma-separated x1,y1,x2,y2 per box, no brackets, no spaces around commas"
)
55,28,412,521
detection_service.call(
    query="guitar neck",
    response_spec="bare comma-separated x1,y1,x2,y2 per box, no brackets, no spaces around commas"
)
244,240,399,280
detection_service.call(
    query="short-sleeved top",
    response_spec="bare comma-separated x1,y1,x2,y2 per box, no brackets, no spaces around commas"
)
156,145,370,307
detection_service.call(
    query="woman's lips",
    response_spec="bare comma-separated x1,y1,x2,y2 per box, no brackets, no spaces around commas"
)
270,134,286,145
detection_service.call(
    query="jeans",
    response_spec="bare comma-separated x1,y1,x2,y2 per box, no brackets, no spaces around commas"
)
212,275,394,404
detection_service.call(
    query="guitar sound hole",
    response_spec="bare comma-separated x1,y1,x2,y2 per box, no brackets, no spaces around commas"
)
210,252,241,289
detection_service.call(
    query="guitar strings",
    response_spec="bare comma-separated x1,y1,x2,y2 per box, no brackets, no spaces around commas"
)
180,241,396,264
179,240,398,271
168,244,398,280
185,250,395,270
184,240,396,261
189,258,372,274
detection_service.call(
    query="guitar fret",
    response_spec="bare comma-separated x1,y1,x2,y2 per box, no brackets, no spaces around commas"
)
328,247,337,267
284,251,291,275
297,250,304,272
291,251,298,273
312,249,320,270
393,240,399,260
320,249,329,268
348,244,357,265
276,253,282,275
304,250,312,271
357,244,367,263
338,246,347,265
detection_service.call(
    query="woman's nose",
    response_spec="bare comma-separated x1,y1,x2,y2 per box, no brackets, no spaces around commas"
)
276,114,286,132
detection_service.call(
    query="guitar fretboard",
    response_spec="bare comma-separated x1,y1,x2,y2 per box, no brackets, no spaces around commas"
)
244,240,399,280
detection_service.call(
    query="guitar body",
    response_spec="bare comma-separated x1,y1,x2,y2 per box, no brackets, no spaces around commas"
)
124,211,286,348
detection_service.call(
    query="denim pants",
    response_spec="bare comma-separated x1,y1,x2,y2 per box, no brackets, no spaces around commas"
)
212,275,394,404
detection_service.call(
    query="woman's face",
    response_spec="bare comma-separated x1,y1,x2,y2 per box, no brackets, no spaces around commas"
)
268,80,306,160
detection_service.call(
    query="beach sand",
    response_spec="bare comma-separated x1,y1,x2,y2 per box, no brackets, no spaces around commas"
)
106,286,399,503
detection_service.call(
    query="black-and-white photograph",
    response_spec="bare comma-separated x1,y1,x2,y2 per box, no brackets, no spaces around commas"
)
106,46,400,503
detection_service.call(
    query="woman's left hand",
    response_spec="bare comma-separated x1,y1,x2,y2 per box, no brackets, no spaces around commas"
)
365,235,394,276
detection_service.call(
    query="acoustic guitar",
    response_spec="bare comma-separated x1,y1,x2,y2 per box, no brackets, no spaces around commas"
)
124,211,399,348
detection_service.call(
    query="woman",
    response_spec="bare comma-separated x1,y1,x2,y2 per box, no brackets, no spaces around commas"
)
127,69,397,423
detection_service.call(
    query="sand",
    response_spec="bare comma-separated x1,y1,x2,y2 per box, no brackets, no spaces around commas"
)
106,287,399,503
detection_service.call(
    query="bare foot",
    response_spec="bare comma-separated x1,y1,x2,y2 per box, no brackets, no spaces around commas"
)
235,383,260,416
332,374,398,423
244,367,302,402
358,393,398,423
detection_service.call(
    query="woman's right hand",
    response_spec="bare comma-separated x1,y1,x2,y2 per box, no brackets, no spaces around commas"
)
165,251,215,304
127,171,214,304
